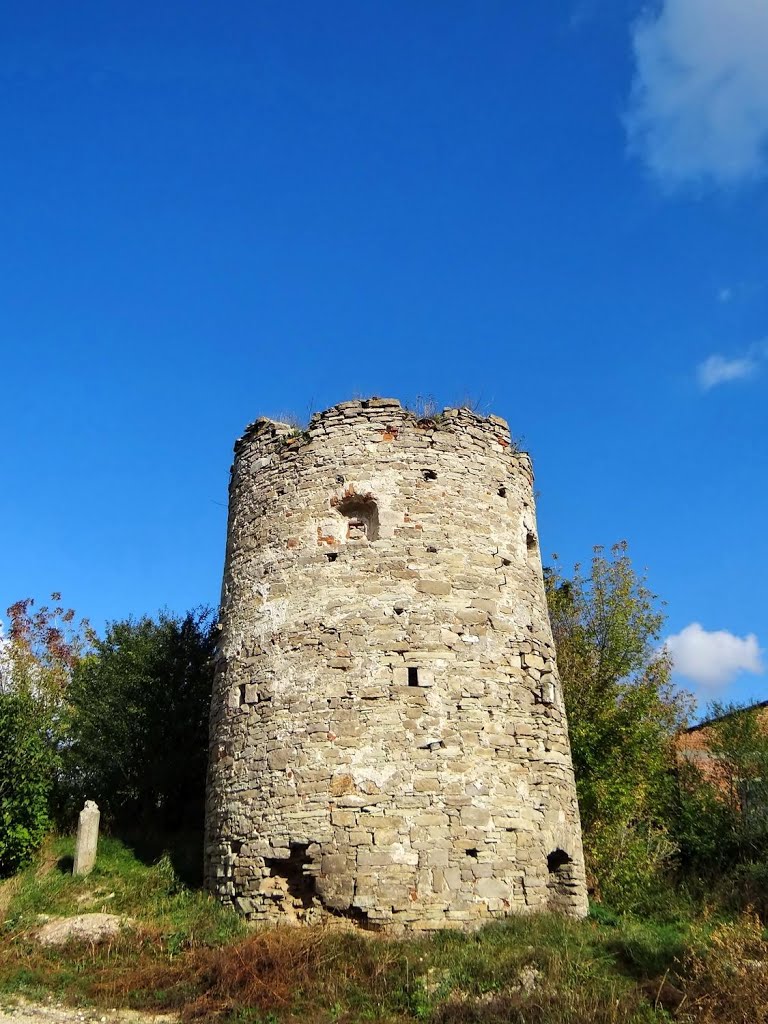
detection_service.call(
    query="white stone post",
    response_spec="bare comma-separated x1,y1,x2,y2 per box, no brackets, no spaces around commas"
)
73,800,100,876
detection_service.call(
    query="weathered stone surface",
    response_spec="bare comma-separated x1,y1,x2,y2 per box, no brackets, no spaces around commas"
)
204,399,588,930
36,913,132,946
72,800,100,877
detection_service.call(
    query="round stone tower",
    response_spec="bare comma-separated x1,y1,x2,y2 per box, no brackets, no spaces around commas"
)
205,398,588,929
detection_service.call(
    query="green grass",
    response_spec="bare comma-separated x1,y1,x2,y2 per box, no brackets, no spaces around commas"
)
1,839,766,1023
2,835,244,948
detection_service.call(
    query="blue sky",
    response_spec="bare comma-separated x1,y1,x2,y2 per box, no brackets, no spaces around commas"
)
1,0,766,709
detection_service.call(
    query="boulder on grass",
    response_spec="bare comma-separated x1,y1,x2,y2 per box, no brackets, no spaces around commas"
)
35,912,133,946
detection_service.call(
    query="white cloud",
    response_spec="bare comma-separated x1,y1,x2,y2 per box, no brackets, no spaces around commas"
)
697,339,768,390
666,622,764,689
697,353,758,390
626,0,768,188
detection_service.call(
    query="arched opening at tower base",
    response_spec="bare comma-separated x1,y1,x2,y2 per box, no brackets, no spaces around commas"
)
546,849,578,912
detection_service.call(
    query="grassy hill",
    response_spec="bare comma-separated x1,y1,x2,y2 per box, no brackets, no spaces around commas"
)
1,838,766,1023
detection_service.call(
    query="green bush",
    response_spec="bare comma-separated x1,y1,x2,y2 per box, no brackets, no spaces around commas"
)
64,609,216,834
0,691,53,875
584,820,679,916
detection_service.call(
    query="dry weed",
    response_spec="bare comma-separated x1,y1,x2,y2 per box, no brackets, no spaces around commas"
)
679,912,768,1024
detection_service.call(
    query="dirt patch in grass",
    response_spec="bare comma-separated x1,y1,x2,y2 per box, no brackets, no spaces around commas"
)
0,997,177,1023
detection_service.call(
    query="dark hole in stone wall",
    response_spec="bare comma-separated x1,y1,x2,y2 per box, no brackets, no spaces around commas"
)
547,849,570,872
546,849,576,911
238,684,246,707
423,469,438,481
408,667,420,687
526,531,539,568
263,844,318,916
328,904,376,929
498,486,507,497
326,552,338,562
231,840,243,855
337,494,380,541
394,607,405,616
466,848,478,859
426,545,438,553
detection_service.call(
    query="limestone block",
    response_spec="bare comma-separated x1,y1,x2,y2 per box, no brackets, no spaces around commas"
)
73,801,100,877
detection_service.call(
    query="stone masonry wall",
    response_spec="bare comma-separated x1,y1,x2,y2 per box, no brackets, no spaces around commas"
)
205,398,588,930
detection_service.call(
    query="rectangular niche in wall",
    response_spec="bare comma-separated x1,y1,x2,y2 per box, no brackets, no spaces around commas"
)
336,493,380,541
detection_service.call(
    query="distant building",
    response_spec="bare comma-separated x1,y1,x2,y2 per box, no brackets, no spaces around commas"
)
677,700,768,813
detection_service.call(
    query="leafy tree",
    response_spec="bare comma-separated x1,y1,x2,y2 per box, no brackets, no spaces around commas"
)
545,543,692,911
0,690,52,874
66,609,217,834
3,594,93,715
0,594,91,874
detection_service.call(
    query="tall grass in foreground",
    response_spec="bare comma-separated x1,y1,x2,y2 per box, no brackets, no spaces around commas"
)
1,838,768,1023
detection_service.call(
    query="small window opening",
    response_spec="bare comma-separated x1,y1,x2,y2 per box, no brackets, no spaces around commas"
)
498,486,507,498
347,518,366,540
466,848,478,859
336,493,380,541
526,531,539,568
423,469,438,481
326,552,339,562
238,683,247,707
231,840,243,856
394,607,405,616
408,667,420,687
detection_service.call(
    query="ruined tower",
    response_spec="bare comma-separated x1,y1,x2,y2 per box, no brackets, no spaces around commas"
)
205,398,588,929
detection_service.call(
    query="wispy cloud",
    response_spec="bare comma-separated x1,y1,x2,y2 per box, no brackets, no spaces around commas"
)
697,340,768,390
666,622,764,690
697,352,759,391
625,0,768,189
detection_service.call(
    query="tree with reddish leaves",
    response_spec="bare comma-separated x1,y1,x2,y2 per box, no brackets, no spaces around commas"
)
0,594,93,875
4,593,94,702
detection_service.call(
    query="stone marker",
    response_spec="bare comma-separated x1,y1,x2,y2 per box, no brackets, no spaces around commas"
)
73,800,100,876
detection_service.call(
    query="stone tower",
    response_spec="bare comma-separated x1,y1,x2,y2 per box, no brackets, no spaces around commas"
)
205,398,588,929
